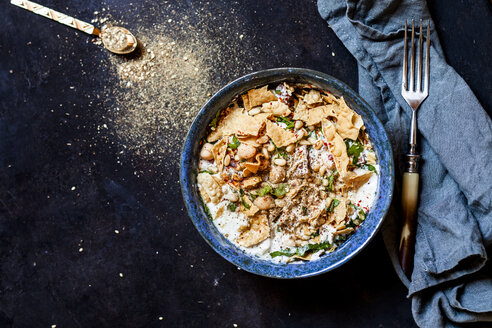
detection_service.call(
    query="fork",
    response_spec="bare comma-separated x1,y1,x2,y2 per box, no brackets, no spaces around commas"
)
398,19,430,278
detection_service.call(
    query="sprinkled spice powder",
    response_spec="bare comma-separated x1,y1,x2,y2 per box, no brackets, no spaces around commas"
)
90,4,263,184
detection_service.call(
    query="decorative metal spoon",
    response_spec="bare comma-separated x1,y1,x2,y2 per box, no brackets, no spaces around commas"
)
10,0,138,55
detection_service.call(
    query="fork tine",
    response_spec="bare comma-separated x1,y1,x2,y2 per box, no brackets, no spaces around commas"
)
409,20,415,92
417,19,423,92
402,20,408,90
424,19,430,94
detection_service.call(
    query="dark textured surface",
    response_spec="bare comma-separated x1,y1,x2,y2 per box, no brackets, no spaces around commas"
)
0,0,490,327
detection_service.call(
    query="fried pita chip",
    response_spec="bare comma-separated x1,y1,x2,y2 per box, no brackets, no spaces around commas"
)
212,138,227,172
240,196,259,217
247,85,277,108
242,94,251,111
333,227,354,235
303,89,322,105
333,198,347,224
322,93,339,104
208,108,270,142
344,171,374,189
243,162,260,174
261,101,291,116
237,214,270,247
366,151,377,165
241,176,262,190
214,206,224,220
197,173,223,204
322,119,349,177
335,97,360,140
265,120,297,148
236,135,261,147
293,104,337,126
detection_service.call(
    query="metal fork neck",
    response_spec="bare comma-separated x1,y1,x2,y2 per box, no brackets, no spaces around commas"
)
406,109,420,173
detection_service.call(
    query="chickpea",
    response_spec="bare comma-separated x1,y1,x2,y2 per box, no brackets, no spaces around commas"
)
253,195,275,210
269,165,285,183
286,144,295,153
237,144,257,159
267,143,275,152
274,158,287,166
319,166,326,176
274,199,286,207
249,107,261,115
294,120,303,130
223,154,231,167
262,147,270,159
200,143,214,161
256,135,269,144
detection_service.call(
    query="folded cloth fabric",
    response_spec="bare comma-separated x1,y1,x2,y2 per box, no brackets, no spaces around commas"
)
317,0,492,327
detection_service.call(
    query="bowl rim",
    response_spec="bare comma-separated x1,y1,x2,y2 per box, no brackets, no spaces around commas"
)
180,67,394,279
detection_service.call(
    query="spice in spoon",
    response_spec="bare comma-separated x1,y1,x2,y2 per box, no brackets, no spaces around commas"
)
100,26,138,54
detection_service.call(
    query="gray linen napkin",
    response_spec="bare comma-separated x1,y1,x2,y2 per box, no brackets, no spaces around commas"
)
317,0,492,327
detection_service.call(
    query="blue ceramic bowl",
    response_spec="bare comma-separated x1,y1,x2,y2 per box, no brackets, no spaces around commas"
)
180,68,394,278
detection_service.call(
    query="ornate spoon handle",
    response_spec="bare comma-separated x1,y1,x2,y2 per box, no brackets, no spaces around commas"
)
10,0,101,36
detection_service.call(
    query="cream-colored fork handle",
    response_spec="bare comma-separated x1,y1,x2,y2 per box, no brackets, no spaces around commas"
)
399,172,419,277
10,0,101,36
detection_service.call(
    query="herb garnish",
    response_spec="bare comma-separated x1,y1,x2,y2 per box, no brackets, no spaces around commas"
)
202,201,213,219
327,199,340,213
199,170,214,175
345,139,364,165
256,184,288,198
241,197,250,209
228,203,237,212
272,142,288,159
271,184,288,198
210,109,222,128
358,163,377,173
276,116,295,130
258,185,273,197
270,250,295,258
326,170,337,191
302,206,308,215
228,135,240,149
270,241,333,258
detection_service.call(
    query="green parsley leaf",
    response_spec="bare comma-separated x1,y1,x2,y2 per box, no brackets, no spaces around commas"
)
276,116,295,130
359,209,366,221
241,197,250,209
270,250,295,258
239,188,245,196
345,139,364,165
272,141,288,159
327,199,340,213
326,171,336,191
296,241,333,256
270,241,333,258
199,170,214,175
274,89,281,95
258,185,273,197
272,184,288,198
202,201,213,219
228,135,240,149
228,203,236,212
359,163,377,173
302,206,308,215
209,109,222,128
